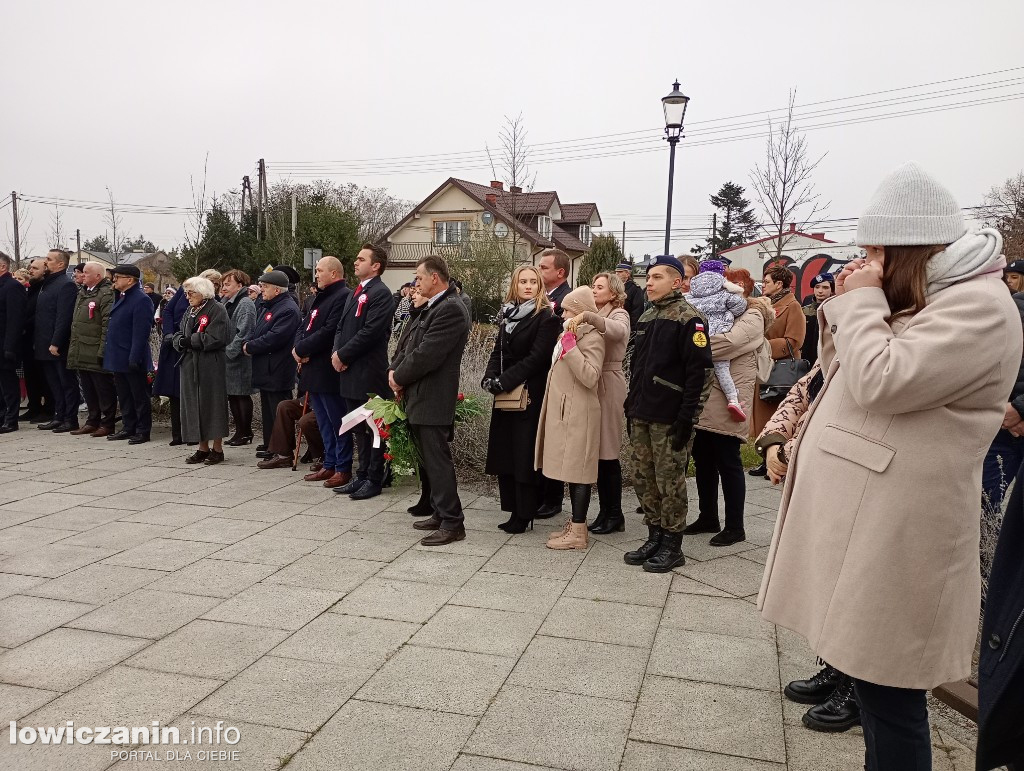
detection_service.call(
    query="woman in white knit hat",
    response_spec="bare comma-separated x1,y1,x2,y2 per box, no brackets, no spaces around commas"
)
758,162,1020,769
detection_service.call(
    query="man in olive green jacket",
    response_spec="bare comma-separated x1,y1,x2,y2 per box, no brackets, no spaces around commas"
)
66,262,117,436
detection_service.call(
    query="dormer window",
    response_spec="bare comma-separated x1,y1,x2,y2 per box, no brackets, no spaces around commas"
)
579,224,591,246
536,215,552,239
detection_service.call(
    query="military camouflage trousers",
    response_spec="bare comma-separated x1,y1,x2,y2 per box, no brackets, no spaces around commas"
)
630,419,693,533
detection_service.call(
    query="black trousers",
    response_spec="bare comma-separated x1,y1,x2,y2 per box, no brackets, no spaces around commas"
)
853,679,931,771
596,458,623,516
41,359,80,425
347,397,384,485
78,370,117,430
410,423,463,530
23,358,51,415
0,367,19,426
169,396,182,443
497,473,540,524
114,370,151,437
260,389,292,447
691,428,746,531
228,395,253,440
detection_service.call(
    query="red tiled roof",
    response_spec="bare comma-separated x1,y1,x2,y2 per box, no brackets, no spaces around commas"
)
551,223,588,253
456,179,559,216
557,203,599,225
719,229,835,254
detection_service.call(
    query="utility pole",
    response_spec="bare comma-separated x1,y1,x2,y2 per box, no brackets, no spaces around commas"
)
76,228,81,257
291,191,297,238
621,221,626,261
710,212,717,259
10,192,20,268
257,160,266,241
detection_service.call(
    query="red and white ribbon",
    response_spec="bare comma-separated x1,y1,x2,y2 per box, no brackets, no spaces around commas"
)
88,301,96,319
338,404,381,447
306,308,319,331
355,293,368,317
198,315,209,332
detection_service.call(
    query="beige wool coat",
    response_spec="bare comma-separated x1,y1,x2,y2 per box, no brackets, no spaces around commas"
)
697,298,772,441
581,305,630,459
534,323,605,484
758,275,1021,689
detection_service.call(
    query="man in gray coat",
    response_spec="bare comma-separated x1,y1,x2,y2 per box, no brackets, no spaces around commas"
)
389,255,471,546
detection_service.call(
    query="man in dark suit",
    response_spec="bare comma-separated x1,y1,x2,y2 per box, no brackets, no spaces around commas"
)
333,244,396,501
20,258,52,422
0,251,26,432
103,265,155,444
389,255,471,545
616,261,645,332
535,247,572,518
245,271,301,450
294,256,351,488
34,249,80,432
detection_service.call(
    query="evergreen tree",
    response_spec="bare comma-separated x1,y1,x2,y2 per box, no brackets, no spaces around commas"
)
691,181,760,258
577,234,624,288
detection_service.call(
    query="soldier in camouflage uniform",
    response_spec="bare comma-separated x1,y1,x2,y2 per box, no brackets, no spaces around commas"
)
624,255,713,572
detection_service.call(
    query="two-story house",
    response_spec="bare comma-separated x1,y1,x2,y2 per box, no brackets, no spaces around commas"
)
382,178,602,287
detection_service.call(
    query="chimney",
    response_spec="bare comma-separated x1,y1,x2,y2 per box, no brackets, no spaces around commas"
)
788,223,796,233
510,185,522,194
490,181,503,190
811,233,825,239
485,193,497,205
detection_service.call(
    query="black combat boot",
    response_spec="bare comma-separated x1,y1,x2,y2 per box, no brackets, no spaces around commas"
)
784,663,842,704
623,525,662,565
642,530,685,573
801,675,861,733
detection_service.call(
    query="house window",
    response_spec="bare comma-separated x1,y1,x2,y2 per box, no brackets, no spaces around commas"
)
579,224,591,246
434,220,469,244
536,215,552,239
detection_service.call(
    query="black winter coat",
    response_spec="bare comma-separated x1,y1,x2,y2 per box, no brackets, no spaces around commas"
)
333,276,395,402
0,273,26,369
22,282,41,361
626,291,713,426
391,284,471,426
978,458,1024,770
623,279,645,332
247,292,300,392
102,286,155,373
173,299,231,443
295,279,349,394
154,287,187,398
1009,293,1024,418
547,281,571,318
483,307,561,482
33,271,78,360
801,298,820,366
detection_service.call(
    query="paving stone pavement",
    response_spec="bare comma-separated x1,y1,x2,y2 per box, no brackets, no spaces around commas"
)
0,428,977,770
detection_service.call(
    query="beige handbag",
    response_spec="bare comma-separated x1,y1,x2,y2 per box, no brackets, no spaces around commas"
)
494,383,529,411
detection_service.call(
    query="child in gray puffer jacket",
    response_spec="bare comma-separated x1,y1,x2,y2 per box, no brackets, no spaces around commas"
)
685,259,748,421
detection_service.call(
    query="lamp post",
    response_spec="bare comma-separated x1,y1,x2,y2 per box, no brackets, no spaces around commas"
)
661,79,690,256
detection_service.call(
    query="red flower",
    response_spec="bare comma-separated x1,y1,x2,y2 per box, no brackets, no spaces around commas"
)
383,453,393,461
457,392,465,401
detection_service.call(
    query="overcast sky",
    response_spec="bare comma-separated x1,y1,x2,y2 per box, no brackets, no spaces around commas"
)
3,0,1023,262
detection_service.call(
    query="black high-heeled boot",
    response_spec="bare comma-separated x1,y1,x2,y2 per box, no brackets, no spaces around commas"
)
590,460,625,534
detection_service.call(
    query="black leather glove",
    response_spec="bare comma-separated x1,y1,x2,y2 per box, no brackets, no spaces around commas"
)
669,419,693,452
128,362,144,372
177,334,191,350
485,378,505,395
162,334,174,344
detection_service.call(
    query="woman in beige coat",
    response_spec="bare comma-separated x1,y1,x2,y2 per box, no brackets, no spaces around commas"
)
535,286,605,550
759,163,1021,768
686,287,773,545
750,266,806,472
565,272,631,534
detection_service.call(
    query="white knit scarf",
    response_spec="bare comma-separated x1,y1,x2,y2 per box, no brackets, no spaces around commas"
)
925,227,1006,297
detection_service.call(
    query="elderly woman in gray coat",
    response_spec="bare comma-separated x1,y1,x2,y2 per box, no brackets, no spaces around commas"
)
173,276,231,465
219,269,256,445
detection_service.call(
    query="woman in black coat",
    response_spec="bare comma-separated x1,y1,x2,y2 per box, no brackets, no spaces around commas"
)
482,265,561,533
154,285,188,444
173,277,231,464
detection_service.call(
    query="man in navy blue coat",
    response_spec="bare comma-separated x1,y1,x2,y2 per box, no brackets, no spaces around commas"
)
293,256,351,488
103,265,155,444
34,249,80,432
245,271,301,450
331,244,396,501
0,252,26,432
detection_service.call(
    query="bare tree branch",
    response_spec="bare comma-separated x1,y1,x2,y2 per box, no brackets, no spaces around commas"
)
749,90,830,259
47,205,66,250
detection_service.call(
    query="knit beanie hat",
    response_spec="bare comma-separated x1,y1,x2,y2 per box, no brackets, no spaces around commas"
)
698,259,726,275
856,162,965,247
561,286,597,316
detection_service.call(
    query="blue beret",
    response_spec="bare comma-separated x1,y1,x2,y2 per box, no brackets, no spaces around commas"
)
615,262,633,272
810,272,835,287
646,254,686,277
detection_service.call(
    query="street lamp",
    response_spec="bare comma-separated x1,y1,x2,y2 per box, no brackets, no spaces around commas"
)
661,79,690,255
